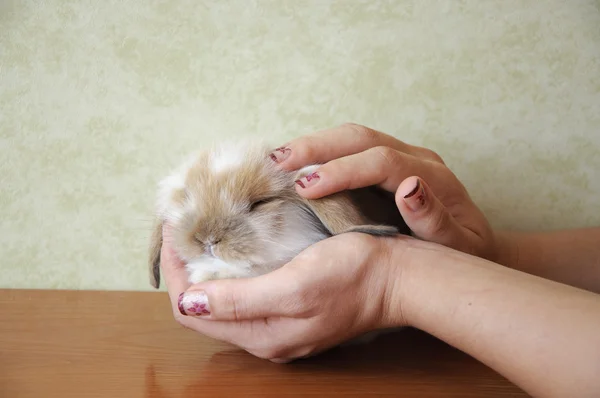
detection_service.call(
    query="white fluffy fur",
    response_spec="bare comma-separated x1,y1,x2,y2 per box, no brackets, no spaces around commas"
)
209,143,245,174
156,153,198,221
156,173,185,217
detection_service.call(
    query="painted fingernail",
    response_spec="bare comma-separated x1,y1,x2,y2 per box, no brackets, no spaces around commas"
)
295,172,320,188
178,291,211,317
269,147,291,163
404,179,421,198
403,179,426,211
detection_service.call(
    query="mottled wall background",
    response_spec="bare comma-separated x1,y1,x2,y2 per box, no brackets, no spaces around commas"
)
1,1,599,290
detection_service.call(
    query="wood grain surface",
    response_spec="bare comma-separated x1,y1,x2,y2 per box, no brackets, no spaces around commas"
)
0,289,528,397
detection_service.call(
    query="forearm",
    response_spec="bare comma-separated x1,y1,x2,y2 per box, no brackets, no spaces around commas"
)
388,242,600,398
496,228,600,293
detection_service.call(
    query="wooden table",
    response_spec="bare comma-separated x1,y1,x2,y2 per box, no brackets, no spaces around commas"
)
0,289,528,397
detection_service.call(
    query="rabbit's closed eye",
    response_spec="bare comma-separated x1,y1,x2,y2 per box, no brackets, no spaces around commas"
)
249,198,274,212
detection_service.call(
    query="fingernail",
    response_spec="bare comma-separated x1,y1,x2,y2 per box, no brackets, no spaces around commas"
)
403,179,426,211
269,147,291,163
178,291,211,317
295,172,320,188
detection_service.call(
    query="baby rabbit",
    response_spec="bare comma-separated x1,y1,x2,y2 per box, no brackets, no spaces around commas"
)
149,141,410,288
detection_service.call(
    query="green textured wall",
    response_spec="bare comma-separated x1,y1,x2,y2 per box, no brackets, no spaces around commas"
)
1,1,599,291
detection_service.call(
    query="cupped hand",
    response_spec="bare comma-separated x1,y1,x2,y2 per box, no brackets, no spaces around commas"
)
270,123,499,262
161,224,410,362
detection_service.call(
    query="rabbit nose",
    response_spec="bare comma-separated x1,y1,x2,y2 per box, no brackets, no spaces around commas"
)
204,245,212,256
205,244,216,257
205,239,221,257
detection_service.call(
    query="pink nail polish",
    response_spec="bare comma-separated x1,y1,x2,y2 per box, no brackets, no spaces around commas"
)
178,291,211,316
269,147,291,163
295,172,320,188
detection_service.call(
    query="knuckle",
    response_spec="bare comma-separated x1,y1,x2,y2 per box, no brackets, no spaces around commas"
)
342,122,379,142
294,136,318,162
320,158,356,192
423,148,445,164
341,122,364,132
212,282,244,321
370,146,400,166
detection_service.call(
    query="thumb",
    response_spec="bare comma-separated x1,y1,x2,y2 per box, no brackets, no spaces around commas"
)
395,176,471,250
177,267,300,321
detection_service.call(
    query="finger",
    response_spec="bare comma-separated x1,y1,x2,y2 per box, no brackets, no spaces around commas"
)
176,266,307,321
177,314,304,358
160,224,192,315
273,123,426,171
293,146,441,199
176,315,259,345
395,177,475,250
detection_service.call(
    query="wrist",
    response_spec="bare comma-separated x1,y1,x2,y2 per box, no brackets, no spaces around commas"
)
380,236,498,332
377,237,408,329
378,236,435,329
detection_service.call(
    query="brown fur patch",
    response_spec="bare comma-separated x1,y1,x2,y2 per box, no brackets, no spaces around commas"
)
296,169,410,236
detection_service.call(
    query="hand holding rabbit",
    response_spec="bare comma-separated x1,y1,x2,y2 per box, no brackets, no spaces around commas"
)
272,123,501,263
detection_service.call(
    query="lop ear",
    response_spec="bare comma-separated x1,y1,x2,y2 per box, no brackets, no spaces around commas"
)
295,167,411,237
148,218,163,289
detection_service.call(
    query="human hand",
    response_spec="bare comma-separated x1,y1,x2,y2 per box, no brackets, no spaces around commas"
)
161,224,410,362
269,123,500,262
